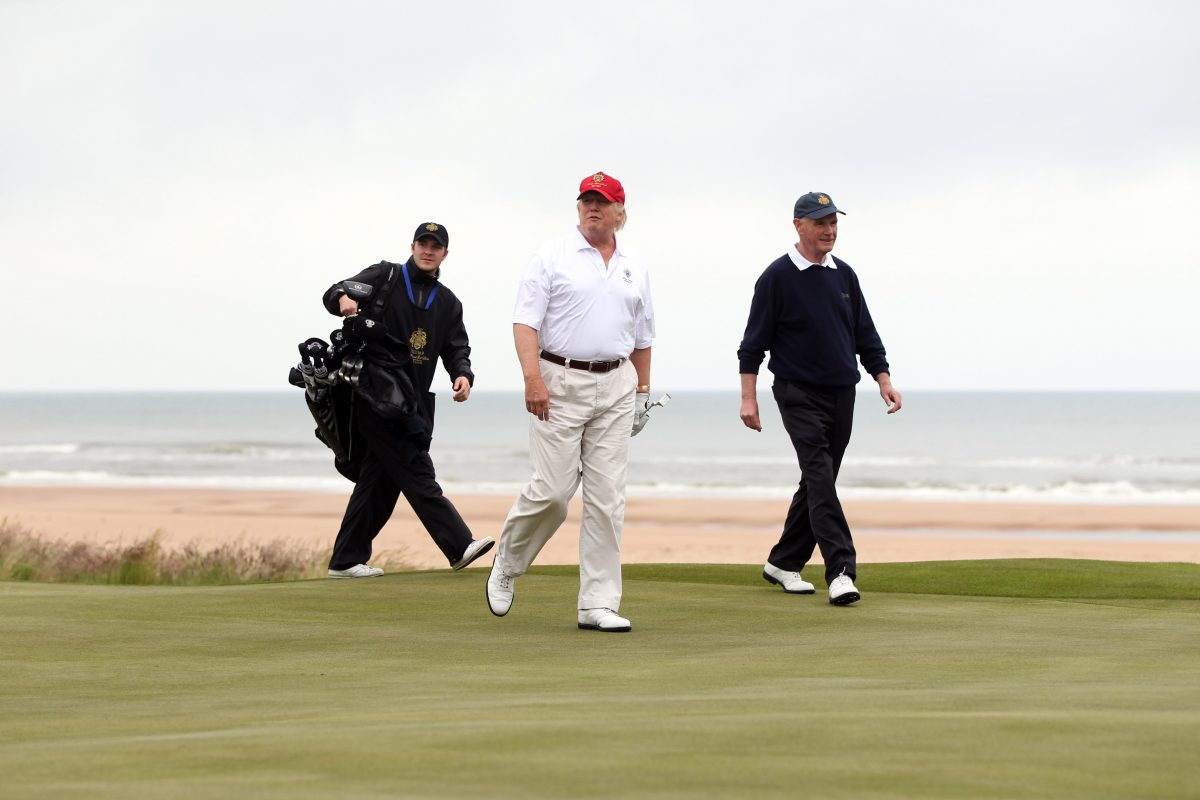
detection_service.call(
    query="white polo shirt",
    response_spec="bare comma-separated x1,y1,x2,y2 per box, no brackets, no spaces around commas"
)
513,227,655,361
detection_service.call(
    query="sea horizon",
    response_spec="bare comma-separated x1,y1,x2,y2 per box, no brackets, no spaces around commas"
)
2,390,1199,506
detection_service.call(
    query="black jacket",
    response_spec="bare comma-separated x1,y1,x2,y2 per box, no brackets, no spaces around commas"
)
323,258,474,431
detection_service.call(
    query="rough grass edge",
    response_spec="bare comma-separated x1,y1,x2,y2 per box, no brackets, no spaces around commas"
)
552,561,1200,601
0,518,413,585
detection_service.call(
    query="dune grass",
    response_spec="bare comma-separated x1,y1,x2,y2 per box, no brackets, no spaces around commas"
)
1,560,1197,799
0,519,412,584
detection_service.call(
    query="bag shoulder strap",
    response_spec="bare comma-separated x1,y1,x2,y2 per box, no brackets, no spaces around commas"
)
371,262,399,316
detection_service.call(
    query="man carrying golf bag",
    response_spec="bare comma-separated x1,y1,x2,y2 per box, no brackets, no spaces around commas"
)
296,222,493,578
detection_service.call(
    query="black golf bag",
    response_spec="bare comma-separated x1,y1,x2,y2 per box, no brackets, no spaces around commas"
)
289,263,427,481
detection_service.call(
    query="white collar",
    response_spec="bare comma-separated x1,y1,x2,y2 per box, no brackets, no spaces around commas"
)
786,244,836,270
573,225,621,256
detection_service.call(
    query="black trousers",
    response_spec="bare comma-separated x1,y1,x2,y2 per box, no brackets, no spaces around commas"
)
328,401,473,570
769,381,857,584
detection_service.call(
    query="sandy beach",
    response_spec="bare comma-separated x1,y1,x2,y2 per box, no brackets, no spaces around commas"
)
3,486,1199,568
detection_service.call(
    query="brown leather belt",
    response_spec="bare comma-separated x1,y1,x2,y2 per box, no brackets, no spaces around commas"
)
539,350,624,373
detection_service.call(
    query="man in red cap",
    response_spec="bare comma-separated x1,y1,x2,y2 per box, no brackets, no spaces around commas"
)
486,171,656,632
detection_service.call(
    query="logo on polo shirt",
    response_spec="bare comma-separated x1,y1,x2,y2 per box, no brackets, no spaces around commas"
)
841,292,850,300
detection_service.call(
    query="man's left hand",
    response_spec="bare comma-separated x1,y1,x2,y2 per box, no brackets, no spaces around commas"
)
876,374,902,414
452,376,471,403
631,392,651,436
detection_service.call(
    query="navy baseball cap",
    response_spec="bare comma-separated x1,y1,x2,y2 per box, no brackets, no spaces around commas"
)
413,222,449,247
793,192,846,220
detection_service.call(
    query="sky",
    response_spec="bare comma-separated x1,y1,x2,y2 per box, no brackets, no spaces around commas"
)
2,0,1198,392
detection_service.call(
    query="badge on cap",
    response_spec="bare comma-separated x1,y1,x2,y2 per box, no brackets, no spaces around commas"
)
818,195,830,205
593,173,605,183
425,223,439,232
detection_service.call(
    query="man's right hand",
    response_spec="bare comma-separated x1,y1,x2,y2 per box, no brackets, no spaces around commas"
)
338,294,359,316
525,375,550,421
739,397,762,432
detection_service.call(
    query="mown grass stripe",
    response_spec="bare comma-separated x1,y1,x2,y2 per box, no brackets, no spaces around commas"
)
2,561,1197,799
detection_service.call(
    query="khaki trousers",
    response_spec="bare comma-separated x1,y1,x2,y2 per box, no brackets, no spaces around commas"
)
496,358,637,610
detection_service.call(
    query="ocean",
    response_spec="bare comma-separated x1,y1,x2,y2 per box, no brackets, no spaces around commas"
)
1,391,1199,505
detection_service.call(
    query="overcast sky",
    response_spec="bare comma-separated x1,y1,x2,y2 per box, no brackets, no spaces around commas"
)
3,1,1197,392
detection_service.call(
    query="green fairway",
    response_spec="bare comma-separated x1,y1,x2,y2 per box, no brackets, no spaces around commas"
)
2,560,1198,799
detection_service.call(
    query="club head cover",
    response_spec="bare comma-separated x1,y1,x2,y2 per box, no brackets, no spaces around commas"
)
341,280,374,302
303,337,329,357
350,315,386,342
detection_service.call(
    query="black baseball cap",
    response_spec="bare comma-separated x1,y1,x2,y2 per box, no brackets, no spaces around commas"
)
413,222,449,247
793,192,846,220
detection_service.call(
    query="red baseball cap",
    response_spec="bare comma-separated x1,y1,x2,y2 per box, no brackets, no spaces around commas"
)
577,171,625,205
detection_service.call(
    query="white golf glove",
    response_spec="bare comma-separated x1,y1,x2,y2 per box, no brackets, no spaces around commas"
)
631,392,651,437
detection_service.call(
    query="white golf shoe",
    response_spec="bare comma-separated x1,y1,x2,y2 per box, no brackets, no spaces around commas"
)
327,564,384,578
577,608,632,633
452,537,495,571
762,562,816,594
828,573,861,605
486,560,516,617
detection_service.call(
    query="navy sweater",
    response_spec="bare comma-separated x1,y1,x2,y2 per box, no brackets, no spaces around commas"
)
737,253,890,387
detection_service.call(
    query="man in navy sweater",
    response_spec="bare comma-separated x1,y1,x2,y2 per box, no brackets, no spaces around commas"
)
737,192,902,605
